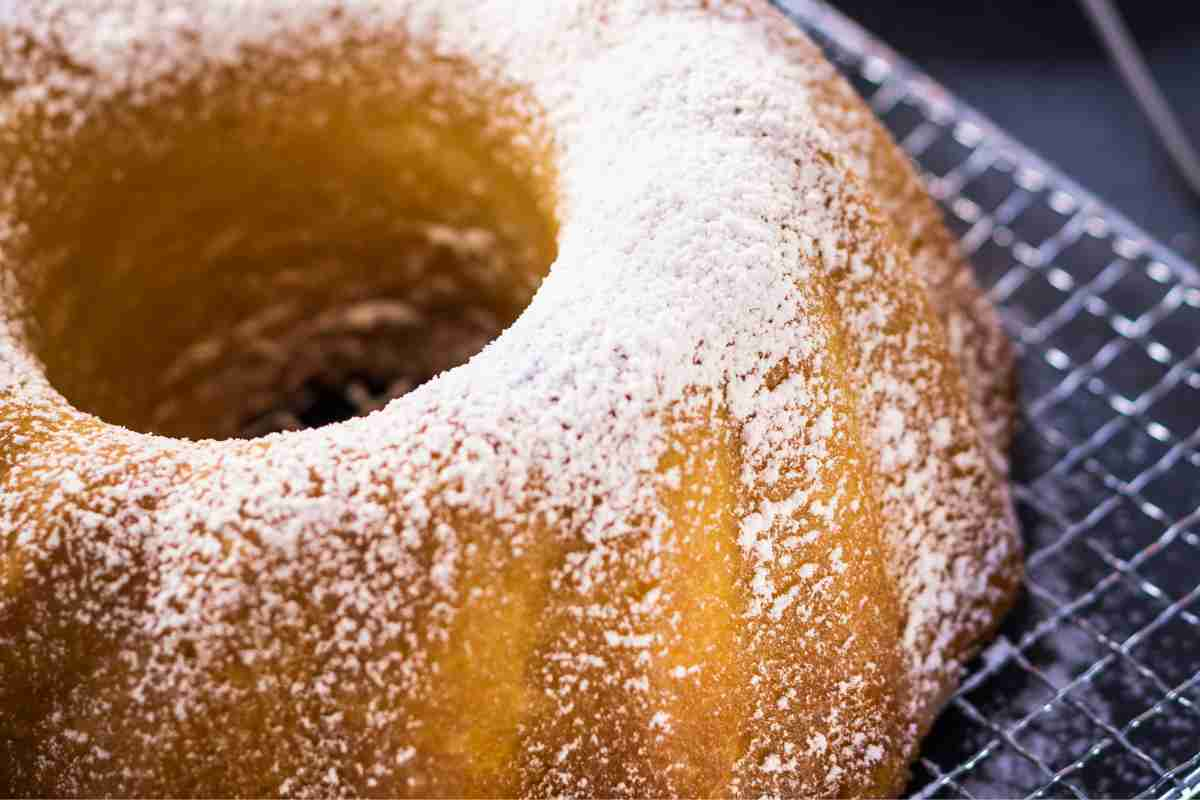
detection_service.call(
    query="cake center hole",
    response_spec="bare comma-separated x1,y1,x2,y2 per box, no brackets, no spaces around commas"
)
17,62,557,441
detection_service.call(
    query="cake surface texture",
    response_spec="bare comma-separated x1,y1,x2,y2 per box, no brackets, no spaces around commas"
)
0,0,1021,796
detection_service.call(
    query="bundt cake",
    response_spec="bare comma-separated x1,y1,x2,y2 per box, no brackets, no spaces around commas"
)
0,0,1021,796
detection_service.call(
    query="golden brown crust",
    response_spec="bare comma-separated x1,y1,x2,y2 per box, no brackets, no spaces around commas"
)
810,53,1019,464
808,31,1022,750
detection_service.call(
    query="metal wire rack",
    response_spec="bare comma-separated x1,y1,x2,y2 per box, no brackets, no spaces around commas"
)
772,1,1200,797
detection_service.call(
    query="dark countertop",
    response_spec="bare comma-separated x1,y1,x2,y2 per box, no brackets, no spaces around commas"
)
834,1,1200,262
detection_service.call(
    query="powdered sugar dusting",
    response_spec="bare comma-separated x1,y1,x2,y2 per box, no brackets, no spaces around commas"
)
0,1,1020,796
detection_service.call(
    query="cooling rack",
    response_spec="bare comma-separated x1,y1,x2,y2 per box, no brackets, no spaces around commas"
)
772,1,1200,797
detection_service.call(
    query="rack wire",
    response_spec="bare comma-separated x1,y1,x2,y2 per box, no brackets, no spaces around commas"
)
772,1,1200,797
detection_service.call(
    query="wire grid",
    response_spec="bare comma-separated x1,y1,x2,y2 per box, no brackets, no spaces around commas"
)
773,1,1200,797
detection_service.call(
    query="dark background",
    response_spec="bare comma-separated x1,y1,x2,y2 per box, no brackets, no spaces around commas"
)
834,1,1200,262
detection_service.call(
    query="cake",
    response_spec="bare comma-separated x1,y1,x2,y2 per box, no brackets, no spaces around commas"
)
0,0,1021,796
